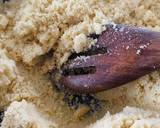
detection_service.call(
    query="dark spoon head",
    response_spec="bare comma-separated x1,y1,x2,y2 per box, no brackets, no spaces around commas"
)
50,24,160,93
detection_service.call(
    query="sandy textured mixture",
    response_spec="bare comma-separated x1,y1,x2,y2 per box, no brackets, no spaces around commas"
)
0,0,160,128
89,107,160,128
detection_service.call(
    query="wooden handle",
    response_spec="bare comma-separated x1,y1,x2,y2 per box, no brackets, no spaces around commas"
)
60,25,160,93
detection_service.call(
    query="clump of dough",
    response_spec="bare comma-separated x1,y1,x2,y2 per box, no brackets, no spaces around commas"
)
0,14,9,29
88,106,160,128
0,49,17,88
73,33,88,53
1,100,57,128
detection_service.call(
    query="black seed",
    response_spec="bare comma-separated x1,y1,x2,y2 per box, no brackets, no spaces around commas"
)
88,33,100,39
0,111,4,126
2,0,9,3
63,93,103,113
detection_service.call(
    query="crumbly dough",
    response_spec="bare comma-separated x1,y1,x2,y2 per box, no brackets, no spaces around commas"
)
0,49,17,87
0,0,109,67
0,0,160,128
89,106,160,128
1,100,57,128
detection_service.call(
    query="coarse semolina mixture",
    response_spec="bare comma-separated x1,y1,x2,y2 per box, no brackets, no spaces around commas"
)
0,0,160,128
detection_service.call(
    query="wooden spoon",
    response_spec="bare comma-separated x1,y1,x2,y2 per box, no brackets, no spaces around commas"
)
50,24,160,93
